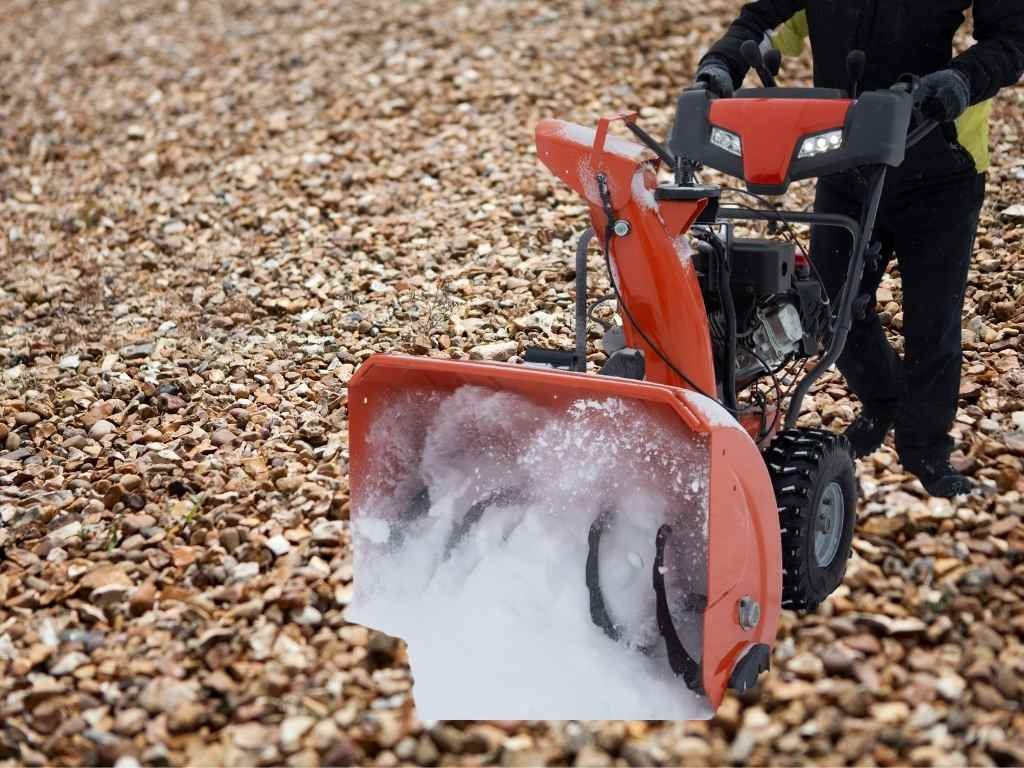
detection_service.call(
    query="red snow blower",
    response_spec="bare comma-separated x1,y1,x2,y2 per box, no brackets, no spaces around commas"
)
348,47,935,711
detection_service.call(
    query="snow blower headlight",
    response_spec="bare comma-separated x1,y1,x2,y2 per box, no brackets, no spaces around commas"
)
798,130,843,159
710,126,742,157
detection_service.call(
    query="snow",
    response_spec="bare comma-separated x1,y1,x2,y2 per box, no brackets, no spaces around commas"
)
352,518,390,544
674,235,694,267
348,386,712,720
577,160,601,205
683,390,744,431
558,122,647,161
631,168,658,210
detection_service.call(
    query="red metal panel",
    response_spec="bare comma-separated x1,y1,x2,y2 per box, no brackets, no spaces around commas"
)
535,119,716,394
347,354,710,523
702,427,782,707
709,98,852,187
348,354,782,707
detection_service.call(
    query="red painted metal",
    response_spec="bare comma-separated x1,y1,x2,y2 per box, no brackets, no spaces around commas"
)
348,354,782,710
710,98,852,187
346,107,808,710
703,426,781,705
535,119,716,394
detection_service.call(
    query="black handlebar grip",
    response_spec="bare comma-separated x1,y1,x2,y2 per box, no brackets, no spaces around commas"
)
740,40,763,70
846,50,866,98
846,50,866,82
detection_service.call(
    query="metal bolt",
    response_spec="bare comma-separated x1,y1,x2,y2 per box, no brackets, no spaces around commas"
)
738,596,760,630
613,219,631,237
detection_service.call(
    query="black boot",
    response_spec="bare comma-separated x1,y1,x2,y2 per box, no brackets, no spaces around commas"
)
903,456,974,498
844,410,894,459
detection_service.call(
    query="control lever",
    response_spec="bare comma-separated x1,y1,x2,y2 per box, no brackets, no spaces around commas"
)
891,76,939,149
763,48,782,80
846,50,866,99
741,40,776,88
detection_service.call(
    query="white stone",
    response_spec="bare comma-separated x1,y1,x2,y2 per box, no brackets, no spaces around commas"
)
233,562,260,580
50,521,82,544
311,520,343,544
51,651,89,675
265,535,291,556
280,716,315,751
468,340,518,361
1001,204,1024,221
936,673,966,701
89,420,115,439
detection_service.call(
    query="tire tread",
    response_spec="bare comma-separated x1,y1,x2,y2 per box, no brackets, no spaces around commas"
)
766,428,857,611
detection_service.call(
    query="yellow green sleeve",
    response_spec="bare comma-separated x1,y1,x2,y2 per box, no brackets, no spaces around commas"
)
955,101,991,173
771,11,808,57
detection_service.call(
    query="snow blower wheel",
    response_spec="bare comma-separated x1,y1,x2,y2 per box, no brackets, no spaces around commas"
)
766,429,857,611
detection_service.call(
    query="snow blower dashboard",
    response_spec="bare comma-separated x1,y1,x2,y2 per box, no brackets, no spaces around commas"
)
667,87,914,195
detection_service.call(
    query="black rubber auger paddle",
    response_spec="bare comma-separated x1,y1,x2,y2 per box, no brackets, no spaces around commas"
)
442,486,525,560
653,524,705,694
586,508,621,642
585,511,707,693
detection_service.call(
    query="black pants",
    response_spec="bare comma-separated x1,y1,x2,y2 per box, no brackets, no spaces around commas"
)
811,126,986,465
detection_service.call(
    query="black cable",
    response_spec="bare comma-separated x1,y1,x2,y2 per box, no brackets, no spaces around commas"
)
719,193,812,261
746,347,782,442
624,122,676,169
595,173,745,414
716,188,834,294
692,229,738,411
717,192,845,349
600,235,729,405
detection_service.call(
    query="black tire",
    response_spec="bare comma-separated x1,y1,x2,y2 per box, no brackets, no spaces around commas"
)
764,428,857,611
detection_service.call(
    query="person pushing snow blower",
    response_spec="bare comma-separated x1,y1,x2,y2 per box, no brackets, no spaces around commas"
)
696,2,1024,498
348,3,1021,713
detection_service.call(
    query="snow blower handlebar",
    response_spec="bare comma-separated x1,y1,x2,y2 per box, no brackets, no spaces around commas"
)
551,75,938,426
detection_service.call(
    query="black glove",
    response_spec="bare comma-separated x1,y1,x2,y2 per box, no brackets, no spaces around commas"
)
914,69,971,122
695,57,735,99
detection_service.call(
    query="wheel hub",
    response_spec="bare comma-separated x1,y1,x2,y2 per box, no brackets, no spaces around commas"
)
814,481,845,567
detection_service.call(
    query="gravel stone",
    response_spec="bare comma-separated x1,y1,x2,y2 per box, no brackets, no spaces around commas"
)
89,420,115,439
0,4,1021,767
15,411,41,427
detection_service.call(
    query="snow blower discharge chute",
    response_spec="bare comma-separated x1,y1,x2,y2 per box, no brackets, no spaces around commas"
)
346,47,935,718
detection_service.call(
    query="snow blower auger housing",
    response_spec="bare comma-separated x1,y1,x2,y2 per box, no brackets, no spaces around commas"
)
347,48,935,716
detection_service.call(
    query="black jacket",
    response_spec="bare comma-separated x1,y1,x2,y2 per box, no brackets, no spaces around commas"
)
702,0,1024,105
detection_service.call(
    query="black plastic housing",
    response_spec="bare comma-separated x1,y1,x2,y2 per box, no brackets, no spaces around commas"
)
666,88,914,194
731,239,796,295
693,238,795,297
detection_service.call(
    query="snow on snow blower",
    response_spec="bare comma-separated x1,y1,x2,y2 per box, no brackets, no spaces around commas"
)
346,48,935,718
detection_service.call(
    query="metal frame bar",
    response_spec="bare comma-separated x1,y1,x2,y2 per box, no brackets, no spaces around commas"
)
574,228,595,372
572,167,888,430
717,166,888,429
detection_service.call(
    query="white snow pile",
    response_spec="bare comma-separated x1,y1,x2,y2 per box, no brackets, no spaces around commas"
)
348,385,712,720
